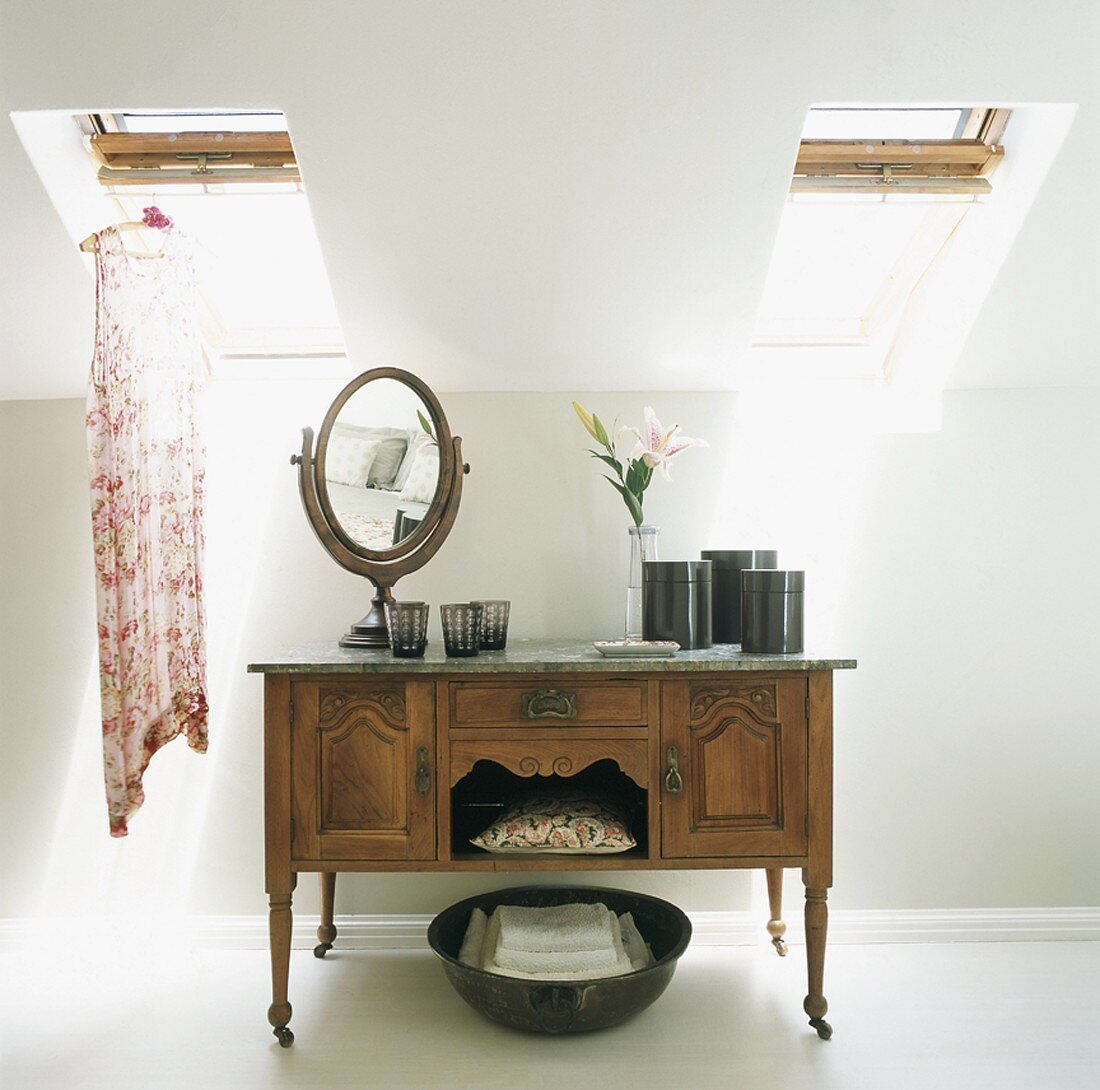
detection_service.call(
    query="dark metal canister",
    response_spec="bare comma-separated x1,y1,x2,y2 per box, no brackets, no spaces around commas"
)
642,561,712,649
701,549,778,643
741,570,804,654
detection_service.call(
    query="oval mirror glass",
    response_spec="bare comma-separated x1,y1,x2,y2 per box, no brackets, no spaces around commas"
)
316,376,444,557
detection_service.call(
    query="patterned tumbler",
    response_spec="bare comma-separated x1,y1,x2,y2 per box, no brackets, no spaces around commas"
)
472,600,511,650
440,602,483,657
386,601,430,658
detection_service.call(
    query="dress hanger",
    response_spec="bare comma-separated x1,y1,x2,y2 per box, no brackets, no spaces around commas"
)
79,205,174,255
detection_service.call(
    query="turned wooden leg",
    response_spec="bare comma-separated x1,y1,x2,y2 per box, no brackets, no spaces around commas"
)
315,872,337,958
268,888,294,1047
803,886,831,1039
765,868,787,956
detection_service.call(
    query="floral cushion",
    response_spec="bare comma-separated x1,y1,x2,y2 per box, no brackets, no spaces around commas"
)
471,791,637,854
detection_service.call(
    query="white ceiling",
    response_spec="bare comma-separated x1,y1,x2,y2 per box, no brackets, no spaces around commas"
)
1,0,1097,400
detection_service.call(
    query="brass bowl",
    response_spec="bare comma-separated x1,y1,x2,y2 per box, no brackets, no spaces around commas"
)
428,885,692,1034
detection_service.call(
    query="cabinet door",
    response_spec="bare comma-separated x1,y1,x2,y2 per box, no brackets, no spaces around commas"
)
291,679,436,861
661,678,807,858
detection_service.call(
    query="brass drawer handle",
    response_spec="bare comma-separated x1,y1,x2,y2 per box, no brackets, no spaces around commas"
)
415,747,431,795
522,689,578,720
665,746,683,794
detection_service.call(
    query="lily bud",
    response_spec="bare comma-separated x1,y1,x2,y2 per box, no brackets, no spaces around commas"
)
572,401,600,442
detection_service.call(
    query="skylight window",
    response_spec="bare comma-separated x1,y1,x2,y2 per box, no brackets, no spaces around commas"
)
114,111,289,133
81,109,344,366
753,105,1009,358
801,108,966,140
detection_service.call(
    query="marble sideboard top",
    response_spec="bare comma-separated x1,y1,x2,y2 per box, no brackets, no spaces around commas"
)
248,638,856,675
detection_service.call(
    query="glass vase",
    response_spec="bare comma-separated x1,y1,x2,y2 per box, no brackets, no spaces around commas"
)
625,524,659,639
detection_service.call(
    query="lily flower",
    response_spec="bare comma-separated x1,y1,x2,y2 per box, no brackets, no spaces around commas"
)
623,406,707,480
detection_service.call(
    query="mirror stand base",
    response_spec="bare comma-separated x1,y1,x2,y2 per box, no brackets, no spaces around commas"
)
338,589,393,649
339,628,389,649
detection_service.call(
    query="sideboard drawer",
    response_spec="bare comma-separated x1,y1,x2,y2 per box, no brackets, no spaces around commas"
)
449,680,647,727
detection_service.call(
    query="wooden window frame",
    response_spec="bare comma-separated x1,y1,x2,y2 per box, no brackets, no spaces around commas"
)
792,107,1010,196
86,116,299,186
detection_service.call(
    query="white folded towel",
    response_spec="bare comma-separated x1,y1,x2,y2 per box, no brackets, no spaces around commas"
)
488,962,630,981
618,911,654,971
480,910,503,973
496,902,615,953
455,902,656,981
494,912,624,974
458,907,488,968
493,944,618,972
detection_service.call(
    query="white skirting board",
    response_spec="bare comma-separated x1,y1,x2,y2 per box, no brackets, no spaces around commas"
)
7,908,1093,952
251,907,1100,949
2,908,1096,952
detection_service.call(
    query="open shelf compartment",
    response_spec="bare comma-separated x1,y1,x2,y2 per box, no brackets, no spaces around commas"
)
450,757,649,861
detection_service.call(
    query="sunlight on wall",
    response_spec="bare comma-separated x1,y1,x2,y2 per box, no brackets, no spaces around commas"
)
34,378,341,923
703,388,875,650
38,659,104,912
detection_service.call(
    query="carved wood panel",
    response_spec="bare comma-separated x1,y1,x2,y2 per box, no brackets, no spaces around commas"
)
290,680,436,861
690,685,781,831
661,679,808,858
319,686,407,831
449,738,648,789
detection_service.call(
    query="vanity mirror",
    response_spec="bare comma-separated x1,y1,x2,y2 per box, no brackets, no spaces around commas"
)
293,367,468,647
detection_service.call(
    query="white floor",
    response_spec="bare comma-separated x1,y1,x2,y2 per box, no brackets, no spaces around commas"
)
1,935,1097,1090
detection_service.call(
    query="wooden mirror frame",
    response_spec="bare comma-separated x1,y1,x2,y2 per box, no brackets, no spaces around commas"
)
293,367,469,648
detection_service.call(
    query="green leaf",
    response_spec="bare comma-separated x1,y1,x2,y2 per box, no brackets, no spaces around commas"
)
625,459,639,494
592,413,611,449
416,409,434,437
604,476,644,525
589,451,624,478
625,457,651,499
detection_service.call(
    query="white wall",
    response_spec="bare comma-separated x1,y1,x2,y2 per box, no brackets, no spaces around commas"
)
1,0,1098,925
2,1,1099,398
2,385,1097,922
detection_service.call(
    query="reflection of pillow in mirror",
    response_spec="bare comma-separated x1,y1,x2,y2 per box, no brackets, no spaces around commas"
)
326,436,381,488
366,436,409,490
397,443,440,504
392,429,431,491
332,422,406,442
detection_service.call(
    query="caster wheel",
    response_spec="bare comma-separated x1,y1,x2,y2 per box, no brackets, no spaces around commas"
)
313,942,333,959
772,937,788,957
274,1026,294,1048
809,1017,832,1040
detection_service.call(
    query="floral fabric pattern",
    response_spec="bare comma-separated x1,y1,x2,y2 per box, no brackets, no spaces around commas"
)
87,226,209,837
471,791,637,854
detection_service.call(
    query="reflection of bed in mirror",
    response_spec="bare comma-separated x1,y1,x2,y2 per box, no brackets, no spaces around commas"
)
326,482,428,551
324,420,438,552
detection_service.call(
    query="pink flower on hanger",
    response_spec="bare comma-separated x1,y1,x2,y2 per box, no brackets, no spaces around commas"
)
142,206,173,231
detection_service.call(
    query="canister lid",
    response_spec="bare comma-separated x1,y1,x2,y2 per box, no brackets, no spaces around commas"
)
741,569,804,592
701,549,779,569
643,560,712,583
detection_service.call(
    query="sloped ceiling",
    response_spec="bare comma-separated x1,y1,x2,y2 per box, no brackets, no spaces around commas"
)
1,0,1097,399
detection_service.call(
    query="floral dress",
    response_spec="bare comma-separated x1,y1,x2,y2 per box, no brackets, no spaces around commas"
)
86,226,209,837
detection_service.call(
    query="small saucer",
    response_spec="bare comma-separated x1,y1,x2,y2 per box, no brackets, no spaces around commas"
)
593,639,680,658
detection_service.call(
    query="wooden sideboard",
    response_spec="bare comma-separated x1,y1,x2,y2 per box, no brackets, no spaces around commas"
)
249,640,856,1046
